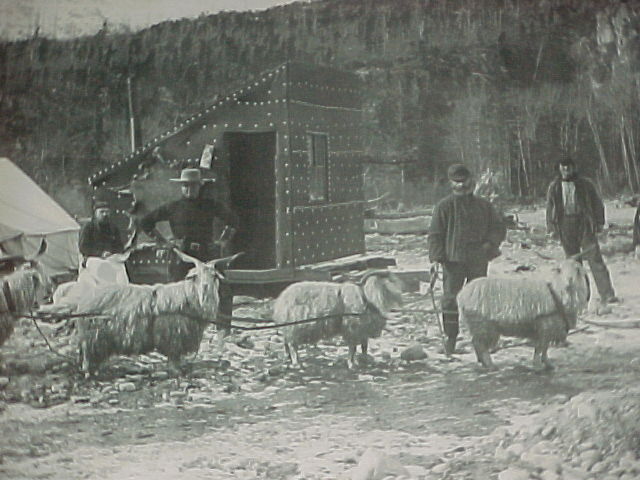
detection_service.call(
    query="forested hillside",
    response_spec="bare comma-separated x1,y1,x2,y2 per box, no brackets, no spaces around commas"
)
1,0,639,214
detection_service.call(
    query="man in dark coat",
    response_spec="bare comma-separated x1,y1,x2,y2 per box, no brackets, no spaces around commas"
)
140,168,237,281
141,168,238,334
546,156,617,304
428,164,506,354
79,201,124,261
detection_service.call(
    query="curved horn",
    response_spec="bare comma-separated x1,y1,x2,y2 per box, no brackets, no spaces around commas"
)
210,252,244,270
172,248,203,266
358,269,390,286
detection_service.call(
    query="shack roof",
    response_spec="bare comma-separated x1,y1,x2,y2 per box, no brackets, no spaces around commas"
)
89,62,362,187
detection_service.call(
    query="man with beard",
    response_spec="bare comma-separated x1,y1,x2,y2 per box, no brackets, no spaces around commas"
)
79,200,124,262
140,168,237,281
546,155,618,305
428,164,506,354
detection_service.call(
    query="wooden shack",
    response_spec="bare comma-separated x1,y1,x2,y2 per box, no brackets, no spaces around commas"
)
89,62,392,291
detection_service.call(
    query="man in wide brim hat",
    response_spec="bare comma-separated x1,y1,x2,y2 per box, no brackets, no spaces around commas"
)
169,168,212,184
141,168,234,271
141,166,239,334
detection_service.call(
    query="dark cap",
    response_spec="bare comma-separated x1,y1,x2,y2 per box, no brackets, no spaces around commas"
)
558,155,576,167
447,164,472,181
93,200,110,209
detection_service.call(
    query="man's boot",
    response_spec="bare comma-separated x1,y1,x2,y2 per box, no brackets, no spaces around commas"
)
442,312,459,355
445,336,457,355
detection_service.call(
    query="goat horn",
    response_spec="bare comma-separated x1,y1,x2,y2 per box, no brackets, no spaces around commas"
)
359,269,389,285
172,248,202,266
210,252,244,269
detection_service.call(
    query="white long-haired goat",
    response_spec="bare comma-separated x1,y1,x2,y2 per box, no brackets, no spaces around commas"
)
272,270,403,369
75,250,240,375
0,240,51,347
457,258,590,370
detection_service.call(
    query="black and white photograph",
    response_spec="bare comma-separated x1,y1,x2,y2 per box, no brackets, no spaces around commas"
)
1,0,640,478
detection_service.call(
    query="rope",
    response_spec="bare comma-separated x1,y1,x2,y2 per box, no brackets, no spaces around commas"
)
30,314,78,365
546,282,572,332
209,311,370,332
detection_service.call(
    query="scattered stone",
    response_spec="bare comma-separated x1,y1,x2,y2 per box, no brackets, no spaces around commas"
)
151,371,169,380
351,448,410,480
505,443,526,458
541,425,556,439
540,471,560,480
497,466,530,480
562,466,590,480
400,344,428,361
405,465,429,478
431,462,448,474
235,335,255,349
268,365,286,376
494,446,509,462
265,462,299,478
590,461,609,475
0,377,10,388
108,398,119,405
117,382,137,392
579,449,601,470
70,395,90,403
520,451,562,473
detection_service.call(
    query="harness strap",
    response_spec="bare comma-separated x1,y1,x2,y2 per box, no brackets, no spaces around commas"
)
546,283,571,333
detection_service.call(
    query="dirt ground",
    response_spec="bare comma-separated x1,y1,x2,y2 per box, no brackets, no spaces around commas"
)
1,203,639,480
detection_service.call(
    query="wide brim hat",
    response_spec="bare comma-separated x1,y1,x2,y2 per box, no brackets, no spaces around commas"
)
169,168,213,184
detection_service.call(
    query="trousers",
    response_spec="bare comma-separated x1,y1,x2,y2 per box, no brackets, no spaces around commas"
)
559,215,615,301
441,257,488,339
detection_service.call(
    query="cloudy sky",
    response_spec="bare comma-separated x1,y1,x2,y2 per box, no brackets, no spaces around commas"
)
0,0,303,39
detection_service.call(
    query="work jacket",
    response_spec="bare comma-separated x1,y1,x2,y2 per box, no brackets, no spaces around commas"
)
428,193,506,264
546,175,605,237
79,219,124,258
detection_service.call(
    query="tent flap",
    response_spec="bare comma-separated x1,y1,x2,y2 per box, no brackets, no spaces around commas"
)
0,158,80,275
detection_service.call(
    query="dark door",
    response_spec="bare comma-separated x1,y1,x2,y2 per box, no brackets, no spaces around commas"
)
226,132,277,269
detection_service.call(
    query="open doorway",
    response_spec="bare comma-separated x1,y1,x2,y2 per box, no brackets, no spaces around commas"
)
226,132,277,269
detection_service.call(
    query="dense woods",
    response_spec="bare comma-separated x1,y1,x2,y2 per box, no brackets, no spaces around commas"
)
1,0,640,214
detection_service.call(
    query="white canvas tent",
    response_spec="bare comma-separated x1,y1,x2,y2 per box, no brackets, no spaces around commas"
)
0,158,80,275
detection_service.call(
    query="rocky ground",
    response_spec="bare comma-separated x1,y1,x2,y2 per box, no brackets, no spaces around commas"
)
0,203,639,480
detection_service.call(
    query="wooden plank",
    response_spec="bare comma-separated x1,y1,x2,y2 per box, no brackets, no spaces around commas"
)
365,208,433,220
300,253,396,273
364,216,431,234
224,268,331,284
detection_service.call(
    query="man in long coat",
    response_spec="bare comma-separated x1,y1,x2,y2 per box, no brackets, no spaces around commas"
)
546,156,617,304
